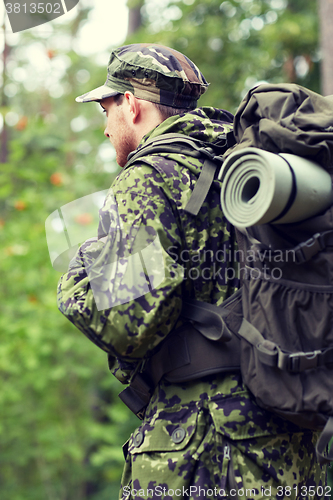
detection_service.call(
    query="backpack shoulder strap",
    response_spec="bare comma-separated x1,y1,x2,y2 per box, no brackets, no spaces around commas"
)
126,132,229,165
125,132,232,216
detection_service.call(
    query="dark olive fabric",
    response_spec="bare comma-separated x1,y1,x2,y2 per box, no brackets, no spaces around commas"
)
229,83,333,464
227,82,333,170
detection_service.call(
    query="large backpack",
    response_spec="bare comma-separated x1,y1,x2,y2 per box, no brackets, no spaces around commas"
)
222,83,333,466
122,83,333,465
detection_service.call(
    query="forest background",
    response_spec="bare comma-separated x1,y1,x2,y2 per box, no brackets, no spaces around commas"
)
1,0,333,498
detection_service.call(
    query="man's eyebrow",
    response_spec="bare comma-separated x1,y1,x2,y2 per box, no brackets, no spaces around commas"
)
100,103,105,110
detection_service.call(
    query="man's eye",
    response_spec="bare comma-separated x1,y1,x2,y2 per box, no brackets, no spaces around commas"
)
102,109,107,113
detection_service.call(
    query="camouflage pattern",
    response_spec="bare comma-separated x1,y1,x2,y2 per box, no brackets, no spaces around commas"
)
75,43,208,109
121,374,326,499
57,106,326,498
58,106,238,376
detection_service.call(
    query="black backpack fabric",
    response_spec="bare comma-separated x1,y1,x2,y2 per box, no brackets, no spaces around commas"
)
124,83,333,464
226,82,333,168
225,84,333,465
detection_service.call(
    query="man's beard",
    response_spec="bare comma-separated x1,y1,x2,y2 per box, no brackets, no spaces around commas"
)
115,118,137,168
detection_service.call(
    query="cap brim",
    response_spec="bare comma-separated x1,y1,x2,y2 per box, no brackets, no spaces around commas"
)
75,85,120,103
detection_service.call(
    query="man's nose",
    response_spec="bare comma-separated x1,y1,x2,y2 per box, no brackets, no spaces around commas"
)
104,128,110,138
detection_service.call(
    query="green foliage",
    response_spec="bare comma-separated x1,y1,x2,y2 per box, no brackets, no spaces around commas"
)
0,13,139,499
128,0,319,111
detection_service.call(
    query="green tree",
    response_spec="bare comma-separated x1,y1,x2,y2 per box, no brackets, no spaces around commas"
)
0,7,138,499
127,0,319,110
318,0,333,95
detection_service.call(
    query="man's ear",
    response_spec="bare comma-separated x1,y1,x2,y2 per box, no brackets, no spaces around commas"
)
124,91,140,124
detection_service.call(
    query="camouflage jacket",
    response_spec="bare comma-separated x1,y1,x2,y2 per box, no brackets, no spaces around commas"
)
58,107,298,443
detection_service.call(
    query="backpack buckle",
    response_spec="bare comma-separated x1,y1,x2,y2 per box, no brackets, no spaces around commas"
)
198,146,219,162
288,350,322,372
294,233,323,264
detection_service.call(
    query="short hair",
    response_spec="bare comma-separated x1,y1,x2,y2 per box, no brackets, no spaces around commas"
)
114,93,188,119
114,93,124,105
153,102,188,120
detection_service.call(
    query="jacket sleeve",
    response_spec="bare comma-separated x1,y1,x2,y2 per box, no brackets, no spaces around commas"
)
57,163,185,375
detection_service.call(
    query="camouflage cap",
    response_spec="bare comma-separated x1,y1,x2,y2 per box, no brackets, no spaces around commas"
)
76,43,209,109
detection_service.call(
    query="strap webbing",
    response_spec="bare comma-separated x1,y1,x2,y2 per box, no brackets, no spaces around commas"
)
238,318,333,373
182,298,233,341
238,317,264,347
293,230,333,264
125,133,225,217
118,373,153,420
252,230,333,266
126,132,226,166
184,158,218,216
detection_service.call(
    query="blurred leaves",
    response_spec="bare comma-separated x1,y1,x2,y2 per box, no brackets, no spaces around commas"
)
129,0,319,111
0,7,134,500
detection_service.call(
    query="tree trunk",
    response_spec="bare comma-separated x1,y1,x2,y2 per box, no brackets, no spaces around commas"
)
319,0,333,95
1,20,9,163
127,1,143,37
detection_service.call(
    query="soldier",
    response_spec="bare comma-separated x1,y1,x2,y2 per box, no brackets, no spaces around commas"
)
58,43,326,499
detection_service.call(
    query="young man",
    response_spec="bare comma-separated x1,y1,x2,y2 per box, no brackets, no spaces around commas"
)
58,43,325,499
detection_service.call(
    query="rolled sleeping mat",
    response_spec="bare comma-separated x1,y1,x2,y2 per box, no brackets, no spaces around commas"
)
218,147,333,228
